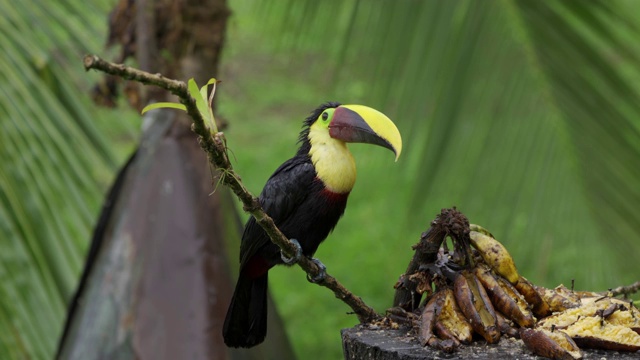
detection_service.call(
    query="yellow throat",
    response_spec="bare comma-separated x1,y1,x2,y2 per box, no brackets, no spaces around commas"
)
308,122,356,194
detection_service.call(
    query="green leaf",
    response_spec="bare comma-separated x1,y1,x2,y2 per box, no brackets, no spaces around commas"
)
141,102,187,114
141,78,219,132
200,78,219,132
187,77,218,133
0,0,137,358
187,78,211,127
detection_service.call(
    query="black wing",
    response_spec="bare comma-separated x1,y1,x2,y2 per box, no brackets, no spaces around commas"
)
239,155,316,265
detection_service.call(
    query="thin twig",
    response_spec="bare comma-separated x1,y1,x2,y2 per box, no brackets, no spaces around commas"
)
83,54,379,323
604,281,640,298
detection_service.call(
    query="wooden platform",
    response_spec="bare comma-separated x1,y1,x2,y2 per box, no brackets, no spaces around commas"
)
342,325,639,359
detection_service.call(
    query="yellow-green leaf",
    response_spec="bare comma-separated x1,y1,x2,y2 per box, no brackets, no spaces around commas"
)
187,78,211,123
141,102,187,114
203,78,219,132
199,78,217,104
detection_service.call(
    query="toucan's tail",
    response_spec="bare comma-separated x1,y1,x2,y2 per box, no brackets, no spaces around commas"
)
223,272,268,348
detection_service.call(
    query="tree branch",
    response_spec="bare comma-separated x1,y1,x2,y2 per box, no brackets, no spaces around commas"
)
605,281,640,298
83,54,379,323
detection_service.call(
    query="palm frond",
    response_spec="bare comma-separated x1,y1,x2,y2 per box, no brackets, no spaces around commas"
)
0,0,137,358
243,0,640,286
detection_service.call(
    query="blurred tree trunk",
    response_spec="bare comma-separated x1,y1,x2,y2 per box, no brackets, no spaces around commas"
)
57,0,296,358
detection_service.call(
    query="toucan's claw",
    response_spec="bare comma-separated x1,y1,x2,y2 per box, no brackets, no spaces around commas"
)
307,258,327,283
281,239,303,265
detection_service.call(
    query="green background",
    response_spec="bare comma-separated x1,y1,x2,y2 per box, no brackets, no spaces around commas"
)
1,0,640,359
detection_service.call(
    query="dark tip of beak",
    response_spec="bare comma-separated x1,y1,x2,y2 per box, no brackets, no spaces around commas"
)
328,107,395,153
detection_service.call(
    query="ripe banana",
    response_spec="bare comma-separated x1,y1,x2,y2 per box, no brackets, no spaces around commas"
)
474,265,535,327
434,322,461,348
419,290,440,347
453,270,500,343
568,316,640,352
537,284,585,313
495,311,519,338
469,223,495,238
515,276,551,318
437,288,474,344
469,230,519,284
520,328,582,360
537,295,640,351
419,290,457,353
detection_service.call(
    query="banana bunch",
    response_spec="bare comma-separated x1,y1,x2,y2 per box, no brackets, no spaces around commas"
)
392,216,640,359
414,226,551,351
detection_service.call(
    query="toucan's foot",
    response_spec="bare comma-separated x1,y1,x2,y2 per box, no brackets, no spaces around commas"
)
281,239,303,265
307,258,327,283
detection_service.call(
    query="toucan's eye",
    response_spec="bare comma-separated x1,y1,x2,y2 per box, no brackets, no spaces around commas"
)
322,112,329,121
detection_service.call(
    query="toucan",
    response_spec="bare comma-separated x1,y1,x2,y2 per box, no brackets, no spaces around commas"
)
222,102,402,348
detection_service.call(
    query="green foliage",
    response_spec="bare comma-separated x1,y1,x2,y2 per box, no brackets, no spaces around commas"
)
141,101,187,113
142,78,219,132
221,0,640,358
0,0,137,358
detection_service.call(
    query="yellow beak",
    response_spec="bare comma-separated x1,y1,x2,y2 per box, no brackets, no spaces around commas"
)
328,104,402,161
